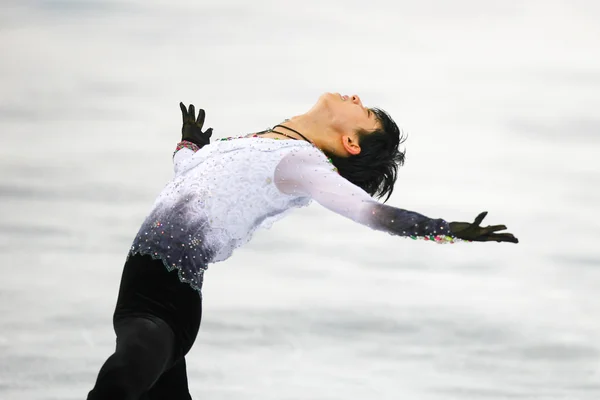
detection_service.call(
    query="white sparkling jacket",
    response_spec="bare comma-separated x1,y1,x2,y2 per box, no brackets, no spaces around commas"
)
129,138,451,292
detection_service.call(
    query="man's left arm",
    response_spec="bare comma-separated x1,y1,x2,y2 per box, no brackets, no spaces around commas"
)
275,148,518,244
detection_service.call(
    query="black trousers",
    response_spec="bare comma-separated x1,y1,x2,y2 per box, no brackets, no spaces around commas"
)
88,253,203,400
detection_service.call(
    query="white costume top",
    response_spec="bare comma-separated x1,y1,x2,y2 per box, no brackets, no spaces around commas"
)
129,137,451,292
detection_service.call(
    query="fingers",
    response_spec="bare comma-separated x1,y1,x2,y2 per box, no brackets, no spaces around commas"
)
484,232,519,244
180,102,187,122
196,109,206,128
188,104,196,122
181,103,206,127
481,224,507,235
204,127,213,138
473,211,488,226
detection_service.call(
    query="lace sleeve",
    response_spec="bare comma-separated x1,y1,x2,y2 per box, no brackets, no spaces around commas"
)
173,141,200,176
274,147,455,242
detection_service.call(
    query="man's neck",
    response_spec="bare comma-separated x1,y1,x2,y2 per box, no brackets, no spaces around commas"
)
277,113,337,152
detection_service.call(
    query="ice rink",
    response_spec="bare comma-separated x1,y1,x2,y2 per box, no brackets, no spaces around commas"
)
1,0,599,399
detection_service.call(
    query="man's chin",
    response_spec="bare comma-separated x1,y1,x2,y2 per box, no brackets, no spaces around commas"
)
319,92,341,104
309,92,338,114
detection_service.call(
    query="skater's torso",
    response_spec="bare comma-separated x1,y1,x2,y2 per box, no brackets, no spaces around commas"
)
129,137,334,291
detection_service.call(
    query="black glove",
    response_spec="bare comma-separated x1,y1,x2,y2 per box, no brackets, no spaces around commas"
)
449,212,518,243
180,102,213,148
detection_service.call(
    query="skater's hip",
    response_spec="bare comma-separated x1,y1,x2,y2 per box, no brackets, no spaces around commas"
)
114,253,202,358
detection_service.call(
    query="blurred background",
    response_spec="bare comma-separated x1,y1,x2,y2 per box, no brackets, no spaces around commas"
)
1,0,599,399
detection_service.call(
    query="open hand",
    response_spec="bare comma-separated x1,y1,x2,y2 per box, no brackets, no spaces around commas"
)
449,212,518,243
180,102,213,148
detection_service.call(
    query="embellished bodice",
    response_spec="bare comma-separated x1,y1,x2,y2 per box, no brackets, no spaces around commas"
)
176,138,315,260
129,138,317,291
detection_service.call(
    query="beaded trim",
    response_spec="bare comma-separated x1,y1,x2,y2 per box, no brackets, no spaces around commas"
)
409,235,470,244
173,140,200,156
216,134,260,142
216,134,339,173
129,249,204,294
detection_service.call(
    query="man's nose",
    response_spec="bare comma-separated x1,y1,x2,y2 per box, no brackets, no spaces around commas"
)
351,95,363,106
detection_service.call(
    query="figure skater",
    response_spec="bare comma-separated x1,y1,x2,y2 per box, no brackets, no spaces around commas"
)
87,93,518,400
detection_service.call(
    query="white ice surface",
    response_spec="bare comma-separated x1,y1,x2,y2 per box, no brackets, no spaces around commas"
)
1,1,599,399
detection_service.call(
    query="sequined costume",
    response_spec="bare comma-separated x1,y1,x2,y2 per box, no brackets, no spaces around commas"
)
129,137,454,294
88,135,460,400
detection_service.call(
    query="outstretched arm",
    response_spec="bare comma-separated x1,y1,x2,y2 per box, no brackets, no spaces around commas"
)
275,148,451,241
274,147,518,244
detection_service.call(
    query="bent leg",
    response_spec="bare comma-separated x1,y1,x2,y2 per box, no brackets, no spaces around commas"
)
87,316,176,400
144,357,192,400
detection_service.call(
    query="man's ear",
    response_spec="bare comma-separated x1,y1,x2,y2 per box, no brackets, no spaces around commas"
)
341,135,361,155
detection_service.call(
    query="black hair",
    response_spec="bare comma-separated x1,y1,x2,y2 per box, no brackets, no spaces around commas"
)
325,108,406,203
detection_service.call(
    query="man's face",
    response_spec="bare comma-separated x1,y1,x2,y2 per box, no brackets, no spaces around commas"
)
314,92,380,135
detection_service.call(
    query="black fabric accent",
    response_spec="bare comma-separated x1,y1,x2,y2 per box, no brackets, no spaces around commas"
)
87,254,202,399
368,203,450,237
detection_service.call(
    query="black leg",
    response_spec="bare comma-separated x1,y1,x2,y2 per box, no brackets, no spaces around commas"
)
87,316,176,400
144,357,192,400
